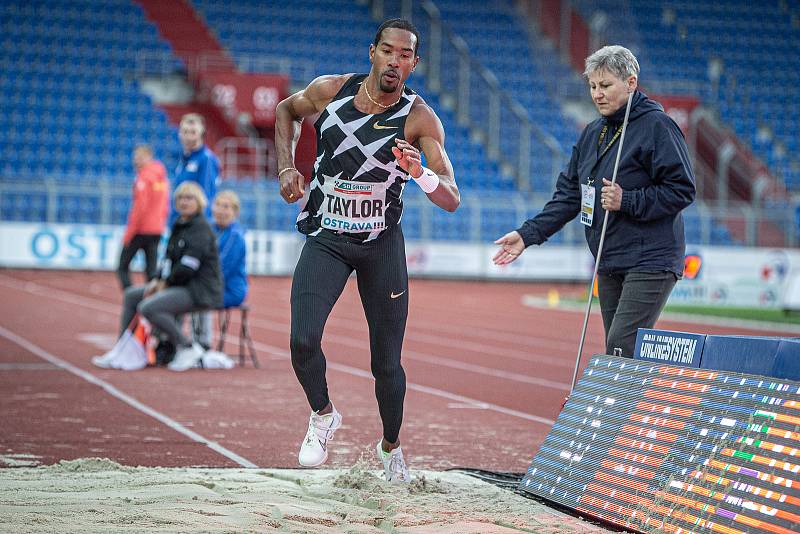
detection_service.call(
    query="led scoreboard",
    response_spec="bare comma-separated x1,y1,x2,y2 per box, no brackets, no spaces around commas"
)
521,355,799,533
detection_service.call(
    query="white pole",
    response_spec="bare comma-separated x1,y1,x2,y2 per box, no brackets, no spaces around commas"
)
569,90,635,393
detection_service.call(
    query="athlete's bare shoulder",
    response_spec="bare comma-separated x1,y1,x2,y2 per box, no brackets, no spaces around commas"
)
302,74,356,112
405,95,444,145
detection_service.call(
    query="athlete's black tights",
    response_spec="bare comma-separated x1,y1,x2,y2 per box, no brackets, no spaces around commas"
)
290,226,409,444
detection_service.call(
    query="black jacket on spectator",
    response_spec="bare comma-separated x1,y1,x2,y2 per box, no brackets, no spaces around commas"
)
517,90,695,275
161,213,223,309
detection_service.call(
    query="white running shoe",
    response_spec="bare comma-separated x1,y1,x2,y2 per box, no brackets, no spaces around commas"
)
298,405,342,467
167,343,205,371
91,349,118,369
376,440,411,483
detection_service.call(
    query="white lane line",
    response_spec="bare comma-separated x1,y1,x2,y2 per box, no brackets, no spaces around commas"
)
0,325,258,468
404,330,575,369
0,275,118,314
247,315,572,392
0,363,59,370
3,274,582,364
0,275,556,427
246,339,557,427
259,300,583,354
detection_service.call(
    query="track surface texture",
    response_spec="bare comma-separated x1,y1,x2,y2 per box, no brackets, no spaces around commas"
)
1,269,793,471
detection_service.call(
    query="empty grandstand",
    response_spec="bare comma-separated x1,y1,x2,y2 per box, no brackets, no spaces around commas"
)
1,0,797,247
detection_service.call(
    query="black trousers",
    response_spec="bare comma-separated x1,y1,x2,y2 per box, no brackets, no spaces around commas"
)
290,226,409,444
597,270,677,358
117,234,161,289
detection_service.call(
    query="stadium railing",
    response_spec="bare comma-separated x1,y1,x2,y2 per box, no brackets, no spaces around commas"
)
372,0,566,191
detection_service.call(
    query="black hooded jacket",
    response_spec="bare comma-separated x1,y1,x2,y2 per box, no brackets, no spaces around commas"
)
160,213,223,309
516,91,696,275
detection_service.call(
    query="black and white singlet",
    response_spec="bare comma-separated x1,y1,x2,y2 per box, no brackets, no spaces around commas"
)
296,74,417,242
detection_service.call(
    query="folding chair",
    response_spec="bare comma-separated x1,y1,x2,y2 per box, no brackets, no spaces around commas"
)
216,304,259,367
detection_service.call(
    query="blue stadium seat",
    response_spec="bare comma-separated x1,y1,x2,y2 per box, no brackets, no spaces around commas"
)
2,0,180,185
572,0,799,194
192,0,521,196
4,0,778,246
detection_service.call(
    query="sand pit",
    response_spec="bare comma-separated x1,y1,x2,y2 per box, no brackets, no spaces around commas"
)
0,457,615,533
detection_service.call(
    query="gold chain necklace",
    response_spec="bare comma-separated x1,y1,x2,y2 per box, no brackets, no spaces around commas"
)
363,79,404,109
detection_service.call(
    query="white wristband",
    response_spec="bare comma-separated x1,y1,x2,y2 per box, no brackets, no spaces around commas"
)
413,166,439,193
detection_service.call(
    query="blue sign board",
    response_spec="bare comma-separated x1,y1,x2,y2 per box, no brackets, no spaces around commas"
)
633,328,705,367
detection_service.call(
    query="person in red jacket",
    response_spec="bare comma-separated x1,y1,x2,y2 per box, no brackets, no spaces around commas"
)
116,145,169,289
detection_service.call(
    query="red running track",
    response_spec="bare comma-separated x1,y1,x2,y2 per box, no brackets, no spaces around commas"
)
1,269,795,471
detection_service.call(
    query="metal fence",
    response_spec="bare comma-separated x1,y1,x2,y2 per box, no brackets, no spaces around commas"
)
135,50,315,86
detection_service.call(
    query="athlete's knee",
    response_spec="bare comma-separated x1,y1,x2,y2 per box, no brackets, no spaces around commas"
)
371,357,404,381
290,331,322,360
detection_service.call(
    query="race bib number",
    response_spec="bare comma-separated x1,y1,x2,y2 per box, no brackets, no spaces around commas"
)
580,183,595,226
319,178,387,233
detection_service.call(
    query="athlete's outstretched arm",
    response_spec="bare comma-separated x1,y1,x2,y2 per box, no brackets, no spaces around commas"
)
397,103,459,212
275,75,349,203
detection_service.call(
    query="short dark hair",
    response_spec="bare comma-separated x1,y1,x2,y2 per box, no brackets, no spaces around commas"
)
373,18,420,56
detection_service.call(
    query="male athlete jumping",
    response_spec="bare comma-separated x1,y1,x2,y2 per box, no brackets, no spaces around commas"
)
275,18,459,483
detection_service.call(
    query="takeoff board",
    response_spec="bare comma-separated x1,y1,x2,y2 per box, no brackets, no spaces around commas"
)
520,354,800,533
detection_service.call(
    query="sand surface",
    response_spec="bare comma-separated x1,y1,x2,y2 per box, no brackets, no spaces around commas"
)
0,457,615,533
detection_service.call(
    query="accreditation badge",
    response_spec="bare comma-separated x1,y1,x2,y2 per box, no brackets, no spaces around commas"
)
580,182,595,226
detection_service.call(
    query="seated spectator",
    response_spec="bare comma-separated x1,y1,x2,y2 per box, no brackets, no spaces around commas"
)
118,181,223,370
213,190,249,307
192,190,249,347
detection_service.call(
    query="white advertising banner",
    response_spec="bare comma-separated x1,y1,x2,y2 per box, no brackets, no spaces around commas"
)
405,242,486,277
245,230,303,275
1,223,798,308
0,223,125,269
483,245,593,280
0,223,304,275
671,246,800,308
404,241,592,280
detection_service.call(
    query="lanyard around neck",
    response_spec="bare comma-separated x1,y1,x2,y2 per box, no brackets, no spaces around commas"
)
597,124,623,159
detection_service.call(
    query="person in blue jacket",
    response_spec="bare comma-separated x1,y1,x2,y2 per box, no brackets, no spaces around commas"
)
170,113,220,226
211,190,248,308
191,190,248,348
493,45,696,358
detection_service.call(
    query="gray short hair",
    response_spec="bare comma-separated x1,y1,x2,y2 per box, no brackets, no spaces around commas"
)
584,45,640,80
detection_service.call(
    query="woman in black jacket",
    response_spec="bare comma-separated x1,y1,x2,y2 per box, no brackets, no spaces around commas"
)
118,181,223,369
493,45,695,357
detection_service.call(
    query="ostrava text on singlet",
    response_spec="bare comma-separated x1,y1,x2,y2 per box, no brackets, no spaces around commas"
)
296,74,417,242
